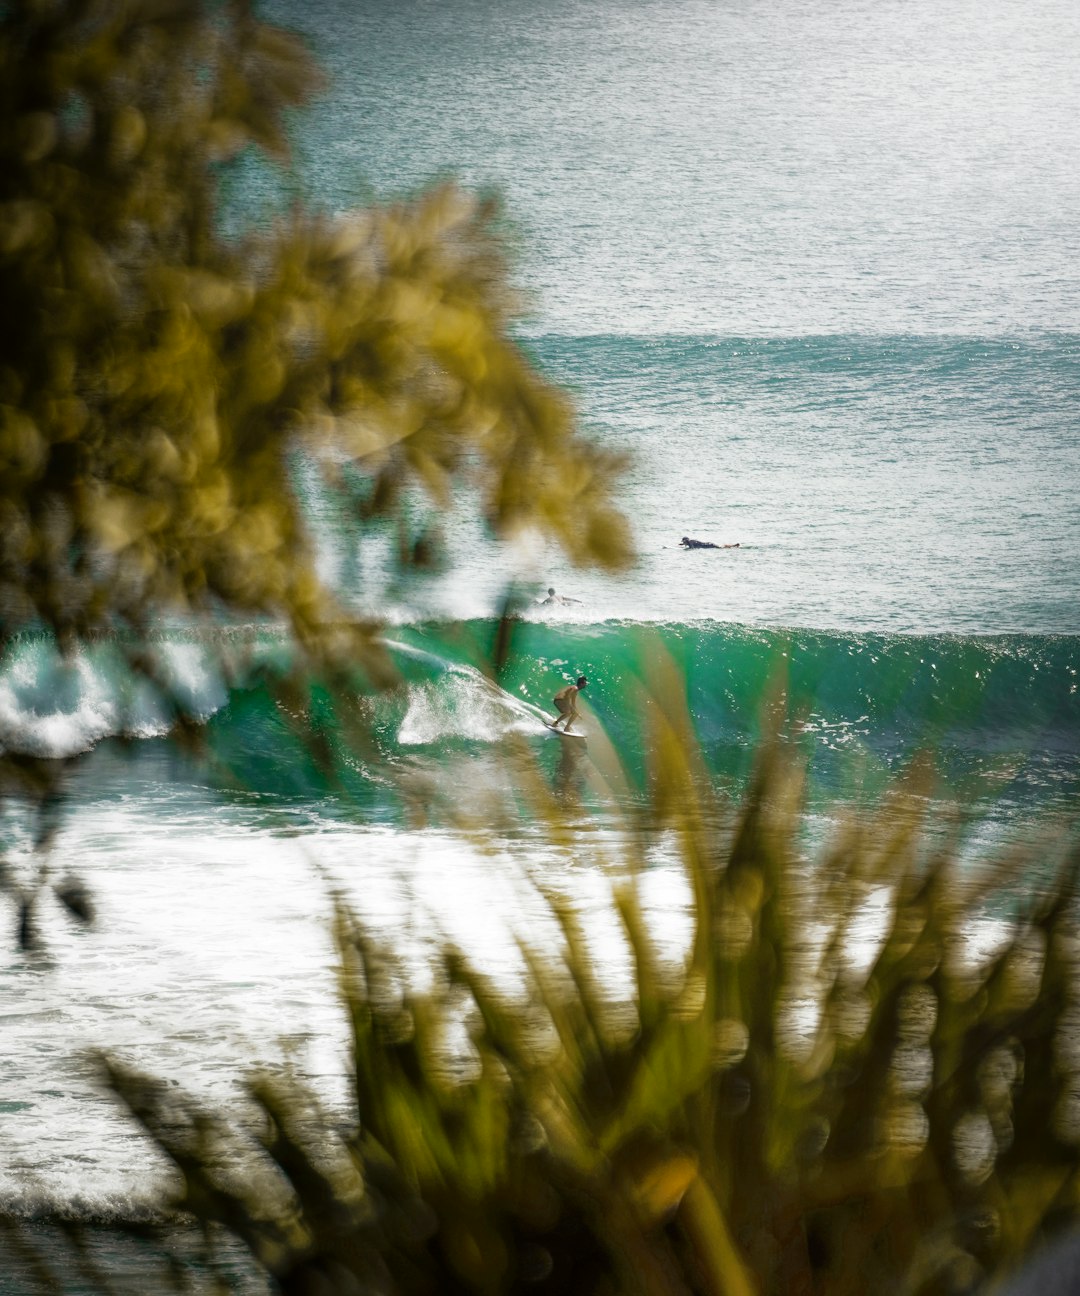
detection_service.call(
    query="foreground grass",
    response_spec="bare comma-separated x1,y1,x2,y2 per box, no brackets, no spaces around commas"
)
6,685,1080,1296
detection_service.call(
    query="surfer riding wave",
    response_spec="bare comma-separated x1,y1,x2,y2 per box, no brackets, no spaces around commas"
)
549,676,587,732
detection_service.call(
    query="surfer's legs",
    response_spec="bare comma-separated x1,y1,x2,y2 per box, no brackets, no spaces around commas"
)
551,696,572,729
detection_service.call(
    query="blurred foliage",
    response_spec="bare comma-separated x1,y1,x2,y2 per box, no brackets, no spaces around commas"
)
0,0,632,940
0,0,631,666
13,677,1068,1296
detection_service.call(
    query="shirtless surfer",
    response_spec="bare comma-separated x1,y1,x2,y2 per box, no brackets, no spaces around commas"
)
549,676,587,732
539,586,582,606
680,536,740,549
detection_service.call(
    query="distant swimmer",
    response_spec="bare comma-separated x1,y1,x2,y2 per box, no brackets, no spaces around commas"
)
538,586,582,606
548,675,587,732
680,536,740,549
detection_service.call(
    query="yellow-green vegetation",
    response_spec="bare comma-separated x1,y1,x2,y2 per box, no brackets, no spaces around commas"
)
67,693,1077,1296
0,0,631,663
0,0,630,931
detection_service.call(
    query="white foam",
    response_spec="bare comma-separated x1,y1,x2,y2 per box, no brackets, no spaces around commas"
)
0,640,228,758
396,664,545,745
0,796,695,1206
0,647,121,758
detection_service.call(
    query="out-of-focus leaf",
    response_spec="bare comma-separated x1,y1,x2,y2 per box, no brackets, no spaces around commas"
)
55,874,94,924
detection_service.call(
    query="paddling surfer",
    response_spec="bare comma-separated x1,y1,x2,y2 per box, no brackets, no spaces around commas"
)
549,676,587,732
539,586,582,606
680,536,739,549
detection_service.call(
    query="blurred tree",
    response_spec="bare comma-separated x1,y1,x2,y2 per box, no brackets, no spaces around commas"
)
0,0,633,943
0,0,631,667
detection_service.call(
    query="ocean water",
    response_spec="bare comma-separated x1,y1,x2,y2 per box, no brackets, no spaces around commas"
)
3,0,1080,1269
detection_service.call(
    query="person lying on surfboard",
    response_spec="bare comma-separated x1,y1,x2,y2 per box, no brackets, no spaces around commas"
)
680,536,739,549
548,676,587,732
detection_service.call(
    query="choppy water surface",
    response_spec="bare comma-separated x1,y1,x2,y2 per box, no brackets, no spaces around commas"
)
392,333,1080,632
269,0,1080,338
254,0,1080,631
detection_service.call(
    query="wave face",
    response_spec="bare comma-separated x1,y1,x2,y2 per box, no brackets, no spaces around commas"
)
149,620,1076,829
438,620,1080,798
491,619,1080,751
5,622,1075,807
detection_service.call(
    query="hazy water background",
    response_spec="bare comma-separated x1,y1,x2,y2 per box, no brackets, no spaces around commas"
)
3,0,1080,1236
257,0,1080,631
273,0,1080,339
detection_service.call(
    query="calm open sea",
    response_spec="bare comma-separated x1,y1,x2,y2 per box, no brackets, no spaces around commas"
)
2,0,1079,1268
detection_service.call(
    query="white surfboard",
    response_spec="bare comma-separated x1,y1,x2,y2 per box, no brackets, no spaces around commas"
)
545,722,587,743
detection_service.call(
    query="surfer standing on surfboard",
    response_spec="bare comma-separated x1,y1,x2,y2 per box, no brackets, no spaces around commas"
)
549,676,587,732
